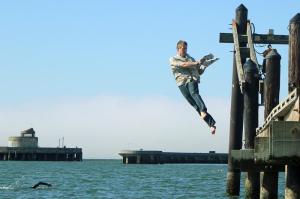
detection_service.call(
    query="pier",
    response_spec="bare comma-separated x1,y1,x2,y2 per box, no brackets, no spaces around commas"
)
220,4,300,199
119,150,227,164
1,128,82,161
0,146,82,161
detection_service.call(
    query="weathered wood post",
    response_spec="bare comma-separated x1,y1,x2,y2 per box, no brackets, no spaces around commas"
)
264,49,281,119
226,4,247,196
243,59,260,199
286,13,300,199
261,49,281,199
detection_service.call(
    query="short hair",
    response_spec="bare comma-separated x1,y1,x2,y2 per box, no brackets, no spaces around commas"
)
176,40,187,50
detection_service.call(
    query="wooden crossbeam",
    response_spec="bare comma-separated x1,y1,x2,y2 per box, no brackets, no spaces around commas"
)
232,20,245,91
220,33,288,44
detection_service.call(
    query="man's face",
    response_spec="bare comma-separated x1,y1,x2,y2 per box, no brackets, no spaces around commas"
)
178,45,187,57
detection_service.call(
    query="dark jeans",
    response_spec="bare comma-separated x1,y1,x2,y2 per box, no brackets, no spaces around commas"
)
179,80,216,127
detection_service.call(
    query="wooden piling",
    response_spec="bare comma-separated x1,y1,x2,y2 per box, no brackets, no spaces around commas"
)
264,50,281,119
226,4,247,196
243,59,260,199
261,49,281,199
288,13,300,92
243,59,259,151
286,13,300,199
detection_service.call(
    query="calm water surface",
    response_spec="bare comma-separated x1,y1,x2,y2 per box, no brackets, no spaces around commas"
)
0,160,285,198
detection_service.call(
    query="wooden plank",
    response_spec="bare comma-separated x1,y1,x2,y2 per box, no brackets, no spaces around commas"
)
247,21,259,66
220,33,288,44
232,20,245,89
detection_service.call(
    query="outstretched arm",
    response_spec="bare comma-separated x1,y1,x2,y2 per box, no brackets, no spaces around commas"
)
170,58,200,69
179,61,201,68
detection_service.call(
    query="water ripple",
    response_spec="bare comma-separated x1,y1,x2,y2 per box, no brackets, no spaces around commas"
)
0,160,286,198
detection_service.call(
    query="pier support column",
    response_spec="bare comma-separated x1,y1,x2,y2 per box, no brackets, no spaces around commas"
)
243,59,260,199
126,156,136,164
150,155,155,164
261,171,279,199
136,155,141,164
286,165,300,199
227,4,247,196
261,49,281,199
286,13,300,199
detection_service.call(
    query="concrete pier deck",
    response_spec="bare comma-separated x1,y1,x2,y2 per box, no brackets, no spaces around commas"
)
119,150,228,164
0,146,82,161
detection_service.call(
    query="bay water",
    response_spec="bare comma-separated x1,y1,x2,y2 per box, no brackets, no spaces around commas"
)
0,160,285,198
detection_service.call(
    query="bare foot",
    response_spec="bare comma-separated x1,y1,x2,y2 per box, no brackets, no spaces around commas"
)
210,126,216,135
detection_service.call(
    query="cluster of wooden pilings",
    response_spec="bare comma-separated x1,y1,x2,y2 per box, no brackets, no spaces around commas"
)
221,4,300,199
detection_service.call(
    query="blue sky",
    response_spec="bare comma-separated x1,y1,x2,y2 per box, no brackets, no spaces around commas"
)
0,1,298,158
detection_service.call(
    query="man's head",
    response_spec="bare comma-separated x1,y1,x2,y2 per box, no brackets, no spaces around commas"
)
176,40,187,57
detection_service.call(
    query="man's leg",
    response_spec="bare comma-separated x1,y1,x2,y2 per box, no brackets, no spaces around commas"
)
187,81,216,133
202,112,216,134
178,84,200,113
187,81,207,113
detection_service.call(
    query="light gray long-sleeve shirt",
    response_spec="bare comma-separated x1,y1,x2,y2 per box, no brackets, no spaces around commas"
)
169,54,203,86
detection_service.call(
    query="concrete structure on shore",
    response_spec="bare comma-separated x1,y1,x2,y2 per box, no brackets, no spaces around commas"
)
119,150,227,164
8,128,38,148
1,128,82,161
